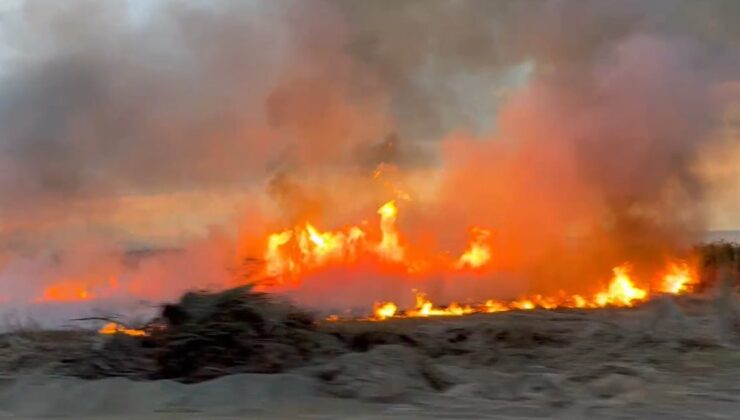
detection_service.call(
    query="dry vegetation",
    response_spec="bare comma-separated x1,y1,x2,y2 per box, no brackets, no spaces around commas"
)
695,242,740,291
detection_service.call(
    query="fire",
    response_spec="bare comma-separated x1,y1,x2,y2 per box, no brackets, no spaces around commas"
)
261,197,695,321
265,230,294,277
457,227,492,269
660,261,695,294
376,200,404,261
484,299,509,313
369,263,660,320
36,281,94,302
404,291,474,317
594,264,647,307
98,322,147,337
373,301,398,320
301,223,350,264
511,298,536,310
264,222,367,281
262,199,491,282
261,199,425,283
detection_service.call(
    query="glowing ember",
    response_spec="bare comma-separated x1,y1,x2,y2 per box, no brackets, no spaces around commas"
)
98,322,147,337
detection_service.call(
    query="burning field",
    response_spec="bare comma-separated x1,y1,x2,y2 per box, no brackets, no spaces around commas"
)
5,266,740,418
258,198,699,320
0,0,739,418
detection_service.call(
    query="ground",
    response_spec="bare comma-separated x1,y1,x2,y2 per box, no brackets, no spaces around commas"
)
1,293,740,419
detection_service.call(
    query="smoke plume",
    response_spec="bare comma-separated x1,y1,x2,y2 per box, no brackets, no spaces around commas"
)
0,0,738,318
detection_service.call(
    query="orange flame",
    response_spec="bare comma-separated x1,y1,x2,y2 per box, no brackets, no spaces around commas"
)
261,197,694,321
262,199,490,282
594,264,647,307
404,291,474,317
369,262,661,320
373,301,398,320
660,261,695,294
457,227,492,269
36,281,94,302
376,200,404,262
98,322,147,337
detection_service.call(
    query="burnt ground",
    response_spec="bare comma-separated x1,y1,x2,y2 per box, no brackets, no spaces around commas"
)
2,289,740,418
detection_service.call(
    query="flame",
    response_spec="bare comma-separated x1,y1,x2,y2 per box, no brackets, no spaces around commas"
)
260,197,694,321
373,301,398,320
262,199,416,284
36,281,94,302
457,227,492,269
367,263,660,320
404,291,474,317
265,230,294,277
262,199,488,282
98,322,147,337
484,299,509,313
660,261,695,294
301,223,349,264
594,264,647,307
511,298,536,310
376,200,404,261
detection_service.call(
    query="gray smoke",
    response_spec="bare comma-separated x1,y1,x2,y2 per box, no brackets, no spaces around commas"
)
0,0,738,311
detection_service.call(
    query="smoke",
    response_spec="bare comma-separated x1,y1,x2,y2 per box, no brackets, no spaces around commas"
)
0,0,391,250
429,34,726,294
0,0,738,317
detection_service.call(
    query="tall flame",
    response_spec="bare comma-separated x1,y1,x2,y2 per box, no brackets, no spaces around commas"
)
376,200,404,261
457,227,492,269
265,230,294,277
594,264,647,307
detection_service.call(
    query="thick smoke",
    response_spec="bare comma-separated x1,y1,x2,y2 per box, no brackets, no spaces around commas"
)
0,0,738,317
0,0,391,251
